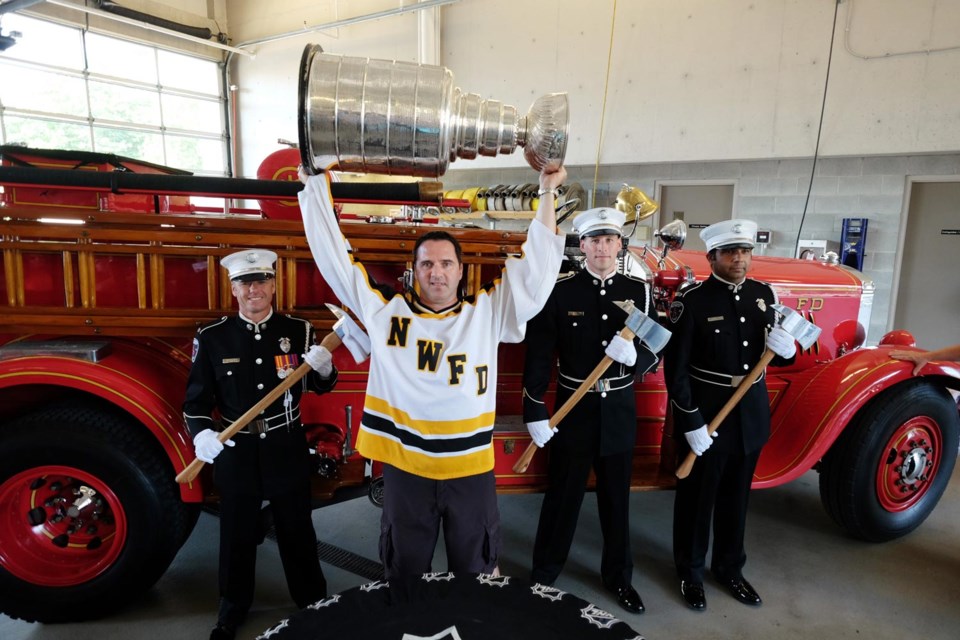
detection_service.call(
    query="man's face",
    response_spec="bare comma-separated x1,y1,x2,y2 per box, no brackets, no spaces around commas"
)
580,233,623,277
415,239,463,310
231,276,276,321
708,246,753,282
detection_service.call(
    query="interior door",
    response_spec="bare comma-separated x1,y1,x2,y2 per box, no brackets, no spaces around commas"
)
658,184,735,252
893,181,960,351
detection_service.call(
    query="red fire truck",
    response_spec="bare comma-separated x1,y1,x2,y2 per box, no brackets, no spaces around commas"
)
1,145,957,623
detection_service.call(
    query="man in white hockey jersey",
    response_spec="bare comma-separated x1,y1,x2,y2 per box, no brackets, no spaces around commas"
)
299,165,566,579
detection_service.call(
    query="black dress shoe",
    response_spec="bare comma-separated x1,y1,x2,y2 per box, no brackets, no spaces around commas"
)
611,585,645,614
680,580,706,611
725,576,762,606
210,623,236,640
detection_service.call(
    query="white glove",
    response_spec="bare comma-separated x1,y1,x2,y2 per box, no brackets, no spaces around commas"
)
526,419,557,448
605,334,637,366
193,428,234,464
684,425,717,457
766,326,797,359
304,345,334,377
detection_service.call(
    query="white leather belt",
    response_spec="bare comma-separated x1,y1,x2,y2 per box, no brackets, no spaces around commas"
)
223,410,300,439
558,371,633,393
690,365,764,388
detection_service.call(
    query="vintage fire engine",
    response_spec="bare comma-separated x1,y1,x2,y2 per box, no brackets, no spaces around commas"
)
0,144,957,624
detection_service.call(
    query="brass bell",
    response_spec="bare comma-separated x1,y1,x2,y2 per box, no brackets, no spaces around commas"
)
615,184,659,223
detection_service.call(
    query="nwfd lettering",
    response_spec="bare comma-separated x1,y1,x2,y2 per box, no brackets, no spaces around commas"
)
388,316,487,393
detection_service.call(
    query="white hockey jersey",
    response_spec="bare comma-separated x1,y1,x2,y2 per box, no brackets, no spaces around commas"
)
299,176,564,480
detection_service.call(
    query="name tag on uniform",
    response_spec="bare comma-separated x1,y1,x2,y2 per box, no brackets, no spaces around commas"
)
707,316,724,322
567,311,584,317
222,358,240,363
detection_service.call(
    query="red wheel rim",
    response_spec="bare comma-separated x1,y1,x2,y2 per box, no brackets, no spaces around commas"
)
0,466,127,586
875,417,943,512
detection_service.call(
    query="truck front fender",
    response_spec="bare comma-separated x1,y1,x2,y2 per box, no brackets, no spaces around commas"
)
0,339,201,501
755,346,959,488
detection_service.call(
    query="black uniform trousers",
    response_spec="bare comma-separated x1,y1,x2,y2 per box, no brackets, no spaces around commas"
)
217,476,325,626
531,444,633,589
673,446,760,584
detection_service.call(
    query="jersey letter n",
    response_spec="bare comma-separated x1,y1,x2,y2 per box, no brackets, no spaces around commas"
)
387,316,411,347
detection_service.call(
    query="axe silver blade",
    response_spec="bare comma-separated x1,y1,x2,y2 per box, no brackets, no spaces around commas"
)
325,302,347,338
624,310,672,353
772,303,822,350
792,323,822,350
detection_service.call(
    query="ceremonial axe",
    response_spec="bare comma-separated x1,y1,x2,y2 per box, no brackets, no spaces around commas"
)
512,299,672,474
675,303,821,479
325,302,372,364
176,303,370,485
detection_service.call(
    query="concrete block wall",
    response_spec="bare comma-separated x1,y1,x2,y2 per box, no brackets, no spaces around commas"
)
443,152,960,343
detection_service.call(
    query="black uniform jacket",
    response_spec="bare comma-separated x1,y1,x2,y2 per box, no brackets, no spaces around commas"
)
183,310,337,496
663,274,794,455
523,269,659,456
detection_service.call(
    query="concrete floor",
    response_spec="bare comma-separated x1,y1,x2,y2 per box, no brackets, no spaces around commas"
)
2,469,959,640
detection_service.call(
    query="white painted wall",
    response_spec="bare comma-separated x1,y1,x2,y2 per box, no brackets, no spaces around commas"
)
223,0,960,175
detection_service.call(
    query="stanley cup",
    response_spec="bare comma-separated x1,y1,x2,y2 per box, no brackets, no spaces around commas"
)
298,45,569,178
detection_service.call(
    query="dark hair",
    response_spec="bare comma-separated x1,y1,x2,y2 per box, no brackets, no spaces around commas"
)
413,230,462,264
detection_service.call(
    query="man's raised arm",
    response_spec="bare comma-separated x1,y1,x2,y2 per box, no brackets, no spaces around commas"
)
534,165,567,234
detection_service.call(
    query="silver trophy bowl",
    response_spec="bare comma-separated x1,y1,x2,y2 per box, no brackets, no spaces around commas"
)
298,45,569,178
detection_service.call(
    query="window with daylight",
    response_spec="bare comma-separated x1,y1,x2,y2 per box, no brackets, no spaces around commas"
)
0,14,226,176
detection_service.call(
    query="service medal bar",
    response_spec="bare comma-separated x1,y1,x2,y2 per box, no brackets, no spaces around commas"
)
275,353,299,379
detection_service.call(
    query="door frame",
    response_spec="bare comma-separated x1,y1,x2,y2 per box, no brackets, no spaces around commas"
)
888,174,960,334
652,179,739,231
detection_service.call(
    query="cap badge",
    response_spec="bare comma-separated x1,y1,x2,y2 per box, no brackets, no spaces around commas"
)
599,210,608,219
279,337,291,354
732,224,742,233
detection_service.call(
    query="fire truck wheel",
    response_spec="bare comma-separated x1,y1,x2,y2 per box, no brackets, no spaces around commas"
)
818,380,959,542
368,476,385,507
0,404,195,623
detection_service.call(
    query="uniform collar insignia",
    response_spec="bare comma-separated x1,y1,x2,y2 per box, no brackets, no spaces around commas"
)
584,266,616,282
711,273,745,292
238,308,274,330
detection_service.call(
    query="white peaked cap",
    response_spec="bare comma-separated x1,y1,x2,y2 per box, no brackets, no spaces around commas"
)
221,249,277,281
700,219,757,251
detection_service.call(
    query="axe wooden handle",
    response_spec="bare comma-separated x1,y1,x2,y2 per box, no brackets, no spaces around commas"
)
674,348,776,479
512,325,638,474
175,331,342,485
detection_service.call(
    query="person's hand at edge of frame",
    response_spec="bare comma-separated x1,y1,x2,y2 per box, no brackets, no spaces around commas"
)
889,350,929,377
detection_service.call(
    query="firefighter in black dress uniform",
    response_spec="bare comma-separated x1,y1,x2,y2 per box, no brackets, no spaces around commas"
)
183,249,337,640
522,207,659,615
663,219,797,612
